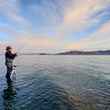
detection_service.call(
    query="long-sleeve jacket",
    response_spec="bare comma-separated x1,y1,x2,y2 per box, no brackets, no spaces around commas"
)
5,51,17,68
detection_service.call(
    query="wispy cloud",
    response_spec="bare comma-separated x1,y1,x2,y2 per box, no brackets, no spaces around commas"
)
0,0,110,52
66,21,110,50
0,0,31,30
59,0,110,33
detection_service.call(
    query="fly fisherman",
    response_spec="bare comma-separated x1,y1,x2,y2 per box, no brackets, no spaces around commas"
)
5,46,17,82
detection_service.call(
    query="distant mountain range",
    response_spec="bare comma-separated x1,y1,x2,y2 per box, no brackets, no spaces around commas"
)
55,50,110,55
21,50,110,55
1,50,109,56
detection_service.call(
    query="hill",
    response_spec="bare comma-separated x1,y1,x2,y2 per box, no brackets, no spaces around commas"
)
56,50,110,55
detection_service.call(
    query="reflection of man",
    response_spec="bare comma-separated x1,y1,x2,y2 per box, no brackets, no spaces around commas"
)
3,81,16,110
5,46,17,82
3,81,16,99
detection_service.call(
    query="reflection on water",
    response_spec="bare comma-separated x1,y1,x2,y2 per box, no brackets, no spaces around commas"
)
15,73,77,110
0,55,110,110
3,81,16,110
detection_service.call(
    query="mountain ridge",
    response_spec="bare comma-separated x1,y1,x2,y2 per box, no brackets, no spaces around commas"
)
20,50,110,55
55,50,110,55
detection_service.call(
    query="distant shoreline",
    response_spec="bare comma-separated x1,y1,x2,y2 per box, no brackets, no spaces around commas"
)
0,50,110,55
18,50,110,55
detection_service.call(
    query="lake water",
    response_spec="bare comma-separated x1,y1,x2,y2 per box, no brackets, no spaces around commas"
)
0,55,110,110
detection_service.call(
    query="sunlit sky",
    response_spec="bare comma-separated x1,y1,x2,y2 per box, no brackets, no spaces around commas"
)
0,0,110,53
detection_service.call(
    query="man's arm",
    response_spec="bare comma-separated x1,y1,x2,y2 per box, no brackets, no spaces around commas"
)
5,52,17,59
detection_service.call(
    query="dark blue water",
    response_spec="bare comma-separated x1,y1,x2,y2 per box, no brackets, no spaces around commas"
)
0,55,110,110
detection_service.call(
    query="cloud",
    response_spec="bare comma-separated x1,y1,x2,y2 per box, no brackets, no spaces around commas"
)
66,21,110,50
0,0,31,29
6,31,63,53
0,27,18,37
0,32,61,53
16,36,58,48
57,0,110,36
0,0,110,52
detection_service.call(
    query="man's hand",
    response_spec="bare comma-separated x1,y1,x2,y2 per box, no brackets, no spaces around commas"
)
15,53,18,57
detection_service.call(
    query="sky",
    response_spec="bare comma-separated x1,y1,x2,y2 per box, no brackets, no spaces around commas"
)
0,0,110,53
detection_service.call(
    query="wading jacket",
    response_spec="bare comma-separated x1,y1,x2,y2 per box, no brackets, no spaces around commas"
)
5,51,17,68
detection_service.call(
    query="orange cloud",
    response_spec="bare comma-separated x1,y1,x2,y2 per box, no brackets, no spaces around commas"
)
16,36,58,48
12,36,63,53
65,43,85,50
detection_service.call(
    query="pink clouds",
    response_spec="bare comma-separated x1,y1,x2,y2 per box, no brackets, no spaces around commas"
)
66,21,110,50
60,0,110,31
0,0,110,52
16,36,58,48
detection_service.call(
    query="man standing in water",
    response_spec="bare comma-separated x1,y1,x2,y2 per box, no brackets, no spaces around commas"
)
5,46,17,82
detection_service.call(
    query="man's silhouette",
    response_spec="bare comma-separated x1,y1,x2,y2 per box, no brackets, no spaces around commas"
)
5,46,17,82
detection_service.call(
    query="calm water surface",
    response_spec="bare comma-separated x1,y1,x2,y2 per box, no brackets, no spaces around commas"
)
0,55,110,110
